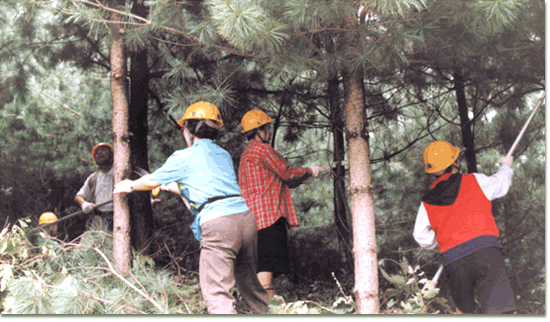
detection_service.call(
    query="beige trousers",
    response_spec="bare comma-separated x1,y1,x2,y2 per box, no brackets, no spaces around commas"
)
199,211,269,314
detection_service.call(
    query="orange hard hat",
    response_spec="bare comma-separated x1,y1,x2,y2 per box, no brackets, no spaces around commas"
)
39,212,58,225
423,140,461,173
91,143,114,162
177,101,223,128
241,110,274,134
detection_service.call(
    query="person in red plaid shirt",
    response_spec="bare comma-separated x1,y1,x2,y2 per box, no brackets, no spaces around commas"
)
238,109,323,300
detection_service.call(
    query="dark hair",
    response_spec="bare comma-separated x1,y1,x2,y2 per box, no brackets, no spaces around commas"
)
246,130,256,141
443,160,460,174
246,124,269,141
184,119,219,140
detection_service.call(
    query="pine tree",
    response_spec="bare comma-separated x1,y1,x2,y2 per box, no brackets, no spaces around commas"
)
2,0,544,314
108,0,132,272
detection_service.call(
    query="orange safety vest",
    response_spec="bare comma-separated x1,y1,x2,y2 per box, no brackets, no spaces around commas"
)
422,173,500,254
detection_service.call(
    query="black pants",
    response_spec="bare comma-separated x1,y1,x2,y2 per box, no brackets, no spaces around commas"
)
444,247,517,314
257,217,289,274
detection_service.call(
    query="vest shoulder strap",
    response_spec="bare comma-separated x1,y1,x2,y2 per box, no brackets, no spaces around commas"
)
86,171,100,201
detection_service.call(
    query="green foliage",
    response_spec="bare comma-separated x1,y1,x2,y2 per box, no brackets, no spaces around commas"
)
369,0,428,17
378,256,452,314
0,0,545,315
206,0,289,53
0,219,204,314
468,0,526,33
267,296,355,314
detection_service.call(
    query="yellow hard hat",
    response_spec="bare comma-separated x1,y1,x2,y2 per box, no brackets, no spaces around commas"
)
91,143,114,162
177,101,223,128
39,212,58,225
241,110,274,133
423,140,461,173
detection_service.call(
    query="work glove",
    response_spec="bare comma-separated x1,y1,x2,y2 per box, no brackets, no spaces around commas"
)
422,280,438,293
309,165,324,177
113,179,134,194
81,202,95,214
499,156,513,167
152,187,161,197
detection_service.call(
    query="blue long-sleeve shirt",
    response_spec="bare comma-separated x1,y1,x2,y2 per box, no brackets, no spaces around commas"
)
152,139,249,241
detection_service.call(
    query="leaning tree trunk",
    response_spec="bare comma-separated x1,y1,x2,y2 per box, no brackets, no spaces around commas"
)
110,2,132,273
343,68,379,314
453,69,477,173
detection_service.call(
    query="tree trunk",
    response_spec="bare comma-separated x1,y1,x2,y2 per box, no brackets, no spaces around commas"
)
453,69,477,173
128,2,153,255
110,2,132,273
343,68,379,314
328,75,352,266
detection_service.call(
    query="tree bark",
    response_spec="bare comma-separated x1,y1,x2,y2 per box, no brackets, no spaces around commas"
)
110,2,132,273
128,1,153,255
453,69,477,173
328,75,352,266
343,68,379,314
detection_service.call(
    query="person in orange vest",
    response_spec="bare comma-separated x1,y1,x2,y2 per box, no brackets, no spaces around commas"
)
413,140,517,314
238,109,324,301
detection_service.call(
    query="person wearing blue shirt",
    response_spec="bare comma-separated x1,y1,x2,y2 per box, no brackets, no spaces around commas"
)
114,102,268,314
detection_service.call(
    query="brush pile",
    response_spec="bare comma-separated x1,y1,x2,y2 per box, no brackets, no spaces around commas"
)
0,218,205,314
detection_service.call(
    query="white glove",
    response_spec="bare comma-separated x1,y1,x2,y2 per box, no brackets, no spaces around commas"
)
81,202,95,214
113,179,134,194
499,156,513,167
422,280,438,292
309,165,324,177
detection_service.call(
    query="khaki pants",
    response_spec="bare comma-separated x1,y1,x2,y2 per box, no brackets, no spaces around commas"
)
199,211,269,314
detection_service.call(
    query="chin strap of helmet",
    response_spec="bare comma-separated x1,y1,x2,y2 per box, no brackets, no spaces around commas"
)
259,132,269,144
254,126,269,144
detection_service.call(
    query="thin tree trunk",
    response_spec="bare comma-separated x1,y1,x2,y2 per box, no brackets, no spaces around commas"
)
110,2,132,273
453,69,477,173
343,68,378,314
271,84,292,148
328,75,352,266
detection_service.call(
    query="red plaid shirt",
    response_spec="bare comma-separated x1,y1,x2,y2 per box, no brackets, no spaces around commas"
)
238,139,312,231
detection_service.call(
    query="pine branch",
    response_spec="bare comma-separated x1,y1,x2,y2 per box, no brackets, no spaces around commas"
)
75,24,111,69
76,0,151,24
89,246,169,314
79,290,147,314
29,86,82,117
70,0,252,58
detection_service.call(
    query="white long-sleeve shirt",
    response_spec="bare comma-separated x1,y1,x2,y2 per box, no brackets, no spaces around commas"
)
413,164,513,250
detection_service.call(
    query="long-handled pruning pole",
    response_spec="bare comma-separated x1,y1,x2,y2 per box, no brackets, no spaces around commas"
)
37,167,157,230
424,89,545,292
504,91,546,158
38,199,114,229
